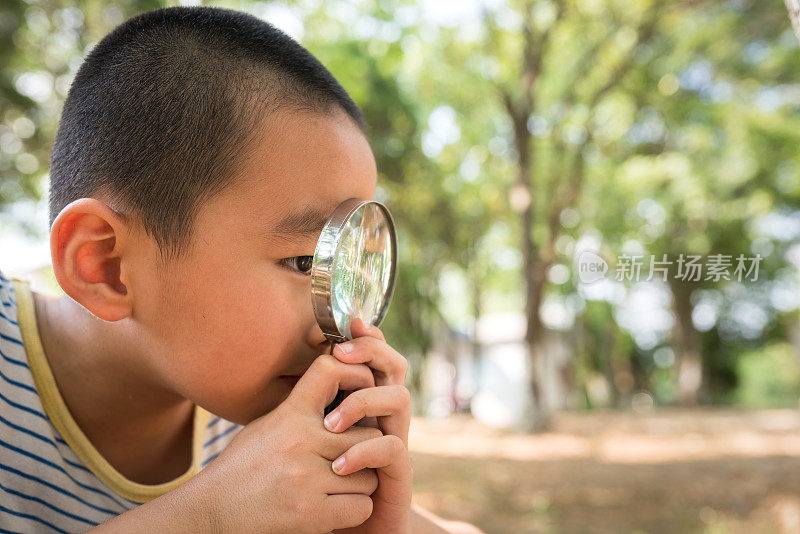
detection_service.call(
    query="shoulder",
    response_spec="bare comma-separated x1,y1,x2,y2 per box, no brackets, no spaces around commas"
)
0,270,135,529
0,269,32,390
0,268,19,330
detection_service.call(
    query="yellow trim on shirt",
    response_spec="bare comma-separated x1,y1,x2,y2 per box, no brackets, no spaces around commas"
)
11,278,210,503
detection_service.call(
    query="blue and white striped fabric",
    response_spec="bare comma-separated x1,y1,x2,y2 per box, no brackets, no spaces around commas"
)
0,270,242,532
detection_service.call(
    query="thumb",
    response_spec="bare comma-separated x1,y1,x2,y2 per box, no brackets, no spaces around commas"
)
287,353,376,414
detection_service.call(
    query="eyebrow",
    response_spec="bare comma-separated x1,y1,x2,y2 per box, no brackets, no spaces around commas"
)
265,205,331,245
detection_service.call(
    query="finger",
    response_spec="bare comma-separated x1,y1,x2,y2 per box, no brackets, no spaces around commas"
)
324,385,411,447
349,317,386,342
340,390,380,429
331,434,412,484
353,416,380,429
288,354,376,413
332,336,409,386
321,458,379,496
317,424,383,461
321,494,373,531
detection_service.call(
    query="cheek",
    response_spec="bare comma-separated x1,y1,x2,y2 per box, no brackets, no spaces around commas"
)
154,269,306,410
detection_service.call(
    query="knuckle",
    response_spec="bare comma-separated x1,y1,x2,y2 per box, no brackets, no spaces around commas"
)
356,363,377,387
366,426,383,441
275,431,300,456
341,449,357,470
278,429,303,454
398,356,409,376
342,425,382,446
351,391,369,416
282,462,311,487
386,434,405,455
316,353,338,373
340,392,365,421
396,385,411,405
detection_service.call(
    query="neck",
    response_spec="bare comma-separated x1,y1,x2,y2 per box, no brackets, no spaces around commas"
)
32,289,195,484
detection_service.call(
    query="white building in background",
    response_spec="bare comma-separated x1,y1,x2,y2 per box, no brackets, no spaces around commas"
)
422,310,574,429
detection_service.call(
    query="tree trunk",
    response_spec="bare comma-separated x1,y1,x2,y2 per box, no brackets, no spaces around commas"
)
466,269,483,415
785,0,800,44
503,0,560,432
519,259,550,431
668,278,703,405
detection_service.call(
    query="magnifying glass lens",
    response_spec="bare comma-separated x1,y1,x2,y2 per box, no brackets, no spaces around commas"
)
331,203,394,339
311,199,398,416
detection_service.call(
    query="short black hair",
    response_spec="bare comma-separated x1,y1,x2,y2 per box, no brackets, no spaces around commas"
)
49,6,367,264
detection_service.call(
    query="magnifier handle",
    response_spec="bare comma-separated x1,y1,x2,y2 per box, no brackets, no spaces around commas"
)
324,341,347,416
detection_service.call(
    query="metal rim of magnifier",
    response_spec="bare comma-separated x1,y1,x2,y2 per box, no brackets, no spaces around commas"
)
310,198,397,344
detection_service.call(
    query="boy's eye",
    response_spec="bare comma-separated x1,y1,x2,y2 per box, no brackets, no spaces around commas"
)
280,255,314,276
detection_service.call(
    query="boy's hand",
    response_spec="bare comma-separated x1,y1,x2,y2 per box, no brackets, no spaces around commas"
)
195,354,385,533
327,318,412,534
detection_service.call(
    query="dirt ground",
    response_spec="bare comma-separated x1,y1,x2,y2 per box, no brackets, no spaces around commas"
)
408,409,800,534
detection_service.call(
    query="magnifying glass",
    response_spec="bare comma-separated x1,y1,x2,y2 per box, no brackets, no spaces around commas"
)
310,198,398,417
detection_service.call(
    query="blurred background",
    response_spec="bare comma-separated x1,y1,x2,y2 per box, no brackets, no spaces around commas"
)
3,0,800,532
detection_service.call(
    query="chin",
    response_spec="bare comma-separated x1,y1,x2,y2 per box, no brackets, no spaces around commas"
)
202,389,286,427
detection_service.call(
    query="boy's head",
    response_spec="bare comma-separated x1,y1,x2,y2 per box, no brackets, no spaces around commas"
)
45,6,377,424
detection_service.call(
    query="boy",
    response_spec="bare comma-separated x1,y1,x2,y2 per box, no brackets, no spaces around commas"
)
0,6,481,533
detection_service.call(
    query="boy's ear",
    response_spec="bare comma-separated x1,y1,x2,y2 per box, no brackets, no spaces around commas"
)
49,198,133,322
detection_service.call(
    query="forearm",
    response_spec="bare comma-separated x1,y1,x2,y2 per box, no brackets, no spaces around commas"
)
89,474,214,533
410,503,484,534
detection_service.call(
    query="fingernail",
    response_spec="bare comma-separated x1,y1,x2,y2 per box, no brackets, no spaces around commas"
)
335,343,353,355
324,410,340,431
332,456,346,473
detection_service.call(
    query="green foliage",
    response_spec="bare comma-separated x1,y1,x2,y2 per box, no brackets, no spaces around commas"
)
4,0,800,409
735,342,800,408
0,0,167,234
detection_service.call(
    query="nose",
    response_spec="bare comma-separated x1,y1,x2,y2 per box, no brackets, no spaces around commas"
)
307,318,332,353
